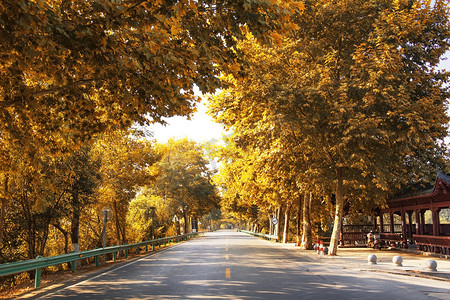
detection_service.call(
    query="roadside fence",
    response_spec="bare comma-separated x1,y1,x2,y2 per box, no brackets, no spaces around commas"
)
0,233,199,288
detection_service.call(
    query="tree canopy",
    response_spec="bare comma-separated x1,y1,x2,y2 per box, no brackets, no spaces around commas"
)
210,0,450,254
0,0,303,155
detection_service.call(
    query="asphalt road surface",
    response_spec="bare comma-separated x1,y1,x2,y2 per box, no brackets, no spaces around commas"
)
36,230,449,300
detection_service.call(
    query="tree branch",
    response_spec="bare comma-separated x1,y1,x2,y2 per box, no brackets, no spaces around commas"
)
32,79,97,97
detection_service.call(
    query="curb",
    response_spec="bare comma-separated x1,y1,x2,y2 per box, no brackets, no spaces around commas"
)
361,269,450,282
261,239,450,282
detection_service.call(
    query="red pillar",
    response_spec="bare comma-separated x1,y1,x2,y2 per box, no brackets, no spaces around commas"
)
373,215,378,232
407,211,414,238
420,210,425,235
380,213,384,233
401,210,407,244
389,212,395,233
432,209,440,236
414,210,420,235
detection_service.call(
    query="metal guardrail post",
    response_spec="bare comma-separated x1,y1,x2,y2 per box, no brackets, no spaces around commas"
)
113,252,116,262
95,255,99,267
34,256,43,288
34,268,41,288
70,252,77,273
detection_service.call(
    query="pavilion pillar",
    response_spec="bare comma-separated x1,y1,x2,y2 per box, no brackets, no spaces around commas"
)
432,208,440,236
407,211,414,238
380,213,384,233
415,210,421,235
401,210,407,243
420,210,426,234
373,215,378,232
389,212,395,233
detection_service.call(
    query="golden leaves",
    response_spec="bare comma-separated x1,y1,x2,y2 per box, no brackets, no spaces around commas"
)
210,0,450,219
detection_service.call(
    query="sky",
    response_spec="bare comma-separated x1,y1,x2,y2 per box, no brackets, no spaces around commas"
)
150,52,450,145
150,93,225,144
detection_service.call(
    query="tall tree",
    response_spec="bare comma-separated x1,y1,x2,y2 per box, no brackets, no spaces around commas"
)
210,0,450,255
92,130,158,245
63,146,101,253
4,153,70,260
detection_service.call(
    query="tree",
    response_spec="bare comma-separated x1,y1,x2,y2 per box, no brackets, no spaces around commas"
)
92,130,159,245
3,152,70,260
0,0,303,156
63,146,101,253
149,138,220,234
210,0,450,255
127,193,165,241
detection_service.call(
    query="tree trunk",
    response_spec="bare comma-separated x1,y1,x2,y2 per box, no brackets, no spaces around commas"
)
175,221,181,235
120,215,127,244
183,210,189,234
0,174,8,245
71,213,80,252
53,222,70,254
282,202,292,243
275,206,282,241
268,213,273,235
70,191,81,252
329,168,344,256
296,194,302,246
39,225,50,256
301,192,313,250
113,201,122,244
28,217,36,260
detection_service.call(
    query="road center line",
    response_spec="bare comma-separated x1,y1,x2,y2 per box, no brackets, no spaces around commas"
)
225,268,231,279
225,254,229,260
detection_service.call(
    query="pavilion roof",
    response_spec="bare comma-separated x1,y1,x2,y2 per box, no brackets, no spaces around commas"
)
385,170,450,211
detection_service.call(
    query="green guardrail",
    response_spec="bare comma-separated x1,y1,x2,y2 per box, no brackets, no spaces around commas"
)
239,230,279,242
0,233,199,288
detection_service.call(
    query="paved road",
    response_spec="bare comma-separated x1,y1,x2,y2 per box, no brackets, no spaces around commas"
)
35,230,449,300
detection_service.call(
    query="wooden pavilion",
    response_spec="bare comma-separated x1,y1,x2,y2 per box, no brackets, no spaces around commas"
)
378,170,450,254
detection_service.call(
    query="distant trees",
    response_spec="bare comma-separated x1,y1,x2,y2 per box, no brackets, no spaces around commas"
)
0,130,158,262
142,138,220,235
0,132,218,272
